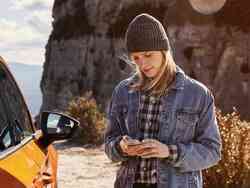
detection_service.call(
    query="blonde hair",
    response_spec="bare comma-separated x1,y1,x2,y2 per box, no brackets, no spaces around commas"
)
129,51,176,97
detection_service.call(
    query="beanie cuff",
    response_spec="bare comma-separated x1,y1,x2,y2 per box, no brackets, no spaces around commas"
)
127,38,169,53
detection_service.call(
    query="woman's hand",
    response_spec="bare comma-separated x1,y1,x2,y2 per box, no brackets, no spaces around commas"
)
119,137,170,158
135,139,170,159
119,135,142,156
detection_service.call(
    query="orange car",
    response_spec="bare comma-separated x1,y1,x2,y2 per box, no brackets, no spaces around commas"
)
0,56,79,188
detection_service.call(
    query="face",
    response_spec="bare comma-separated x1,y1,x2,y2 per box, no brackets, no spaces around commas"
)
130,51,164,78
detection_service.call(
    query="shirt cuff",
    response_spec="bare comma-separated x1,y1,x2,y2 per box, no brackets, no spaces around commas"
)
115,136,129,157
165,145,178,162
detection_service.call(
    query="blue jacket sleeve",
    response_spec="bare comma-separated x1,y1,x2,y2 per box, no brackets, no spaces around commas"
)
104,83,130,163
170,91,222,172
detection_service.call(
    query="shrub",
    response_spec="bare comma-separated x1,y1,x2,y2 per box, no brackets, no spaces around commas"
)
66,91,106,145
204,108,250,188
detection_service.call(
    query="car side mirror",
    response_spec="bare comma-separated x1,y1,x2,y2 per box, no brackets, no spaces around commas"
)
39,111,79,146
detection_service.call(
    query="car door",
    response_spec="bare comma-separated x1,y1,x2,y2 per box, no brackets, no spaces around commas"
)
0,58,57,188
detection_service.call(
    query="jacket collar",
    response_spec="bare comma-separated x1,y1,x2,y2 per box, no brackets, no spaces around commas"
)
168,65,185,90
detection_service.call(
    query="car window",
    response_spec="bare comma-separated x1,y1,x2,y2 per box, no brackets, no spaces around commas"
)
0,64,33,152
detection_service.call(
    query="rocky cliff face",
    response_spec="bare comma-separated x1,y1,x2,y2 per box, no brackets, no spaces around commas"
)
40,0,250,120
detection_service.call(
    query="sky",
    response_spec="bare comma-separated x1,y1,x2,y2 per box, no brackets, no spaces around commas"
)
0,0,54,65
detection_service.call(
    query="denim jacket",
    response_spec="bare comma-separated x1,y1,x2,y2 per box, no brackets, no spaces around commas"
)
104,65,222,188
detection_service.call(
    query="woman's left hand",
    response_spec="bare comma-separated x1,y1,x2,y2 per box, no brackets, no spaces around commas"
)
135,139,170,159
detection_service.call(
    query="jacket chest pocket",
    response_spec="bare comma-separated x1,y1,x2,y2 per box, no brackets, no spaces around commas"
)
173,110,199,142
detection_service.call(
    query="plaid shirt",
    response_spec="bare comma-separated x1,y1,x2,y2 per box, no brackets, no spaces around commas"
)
134,93,178,184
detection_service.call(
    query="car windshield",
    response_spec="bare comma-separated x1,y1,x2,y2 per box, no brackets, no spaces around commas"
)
0,65,33,152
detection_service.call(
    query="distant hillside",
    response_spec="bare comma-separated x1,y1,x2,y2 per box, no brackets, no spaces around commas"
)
8,62,43,117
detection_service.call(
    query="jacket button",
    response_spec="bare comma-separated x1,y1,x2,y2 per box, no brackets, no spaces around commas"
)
143,167,147,171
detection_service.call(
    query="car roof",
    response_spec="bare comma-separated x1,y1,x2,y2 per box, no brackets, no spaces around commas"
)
0,56,8,68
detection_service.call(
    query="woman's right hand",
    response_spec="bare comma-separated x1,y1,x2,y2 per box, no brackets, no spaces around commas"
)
119,135,142,156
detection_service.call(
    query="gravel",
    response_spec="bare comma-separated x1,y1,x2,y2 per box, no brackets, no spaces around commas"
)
53,141,119,188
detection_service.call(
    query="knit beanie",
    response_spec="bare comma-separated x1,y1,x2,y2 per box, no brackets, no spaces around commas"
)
125,13,170,53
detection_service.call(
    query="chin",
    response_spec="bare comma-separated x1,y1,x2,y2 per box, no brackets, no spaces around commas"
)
146,72,157,78
145,74,155,78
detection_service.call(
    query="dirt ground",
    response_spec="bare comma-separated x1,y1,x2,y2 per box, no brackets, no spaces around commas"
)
53,141,119,188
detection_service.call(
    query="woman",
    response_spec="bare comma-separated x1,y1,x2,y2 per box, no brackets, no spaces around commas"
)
104,13,221,188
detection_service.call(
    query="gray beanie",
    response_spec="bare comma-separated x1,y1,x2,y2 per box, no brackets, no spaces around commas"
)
125,13,170,53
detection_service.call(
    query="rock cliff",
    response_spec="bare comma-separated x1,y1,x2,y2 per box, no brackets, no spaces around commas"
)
40,0,250,120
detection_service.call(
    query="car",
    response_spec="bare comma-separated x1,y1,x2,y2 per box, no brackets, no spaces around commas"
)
0,56,79,188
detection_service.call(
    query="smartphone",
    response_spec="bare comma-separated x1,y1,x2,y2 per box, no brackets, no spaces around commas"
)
126,140,142,146
124,136,142,146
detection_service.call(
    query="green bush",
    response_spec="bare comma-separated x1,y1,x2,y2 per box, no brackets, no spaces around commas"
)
204,108,250,188
66,91,106,145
